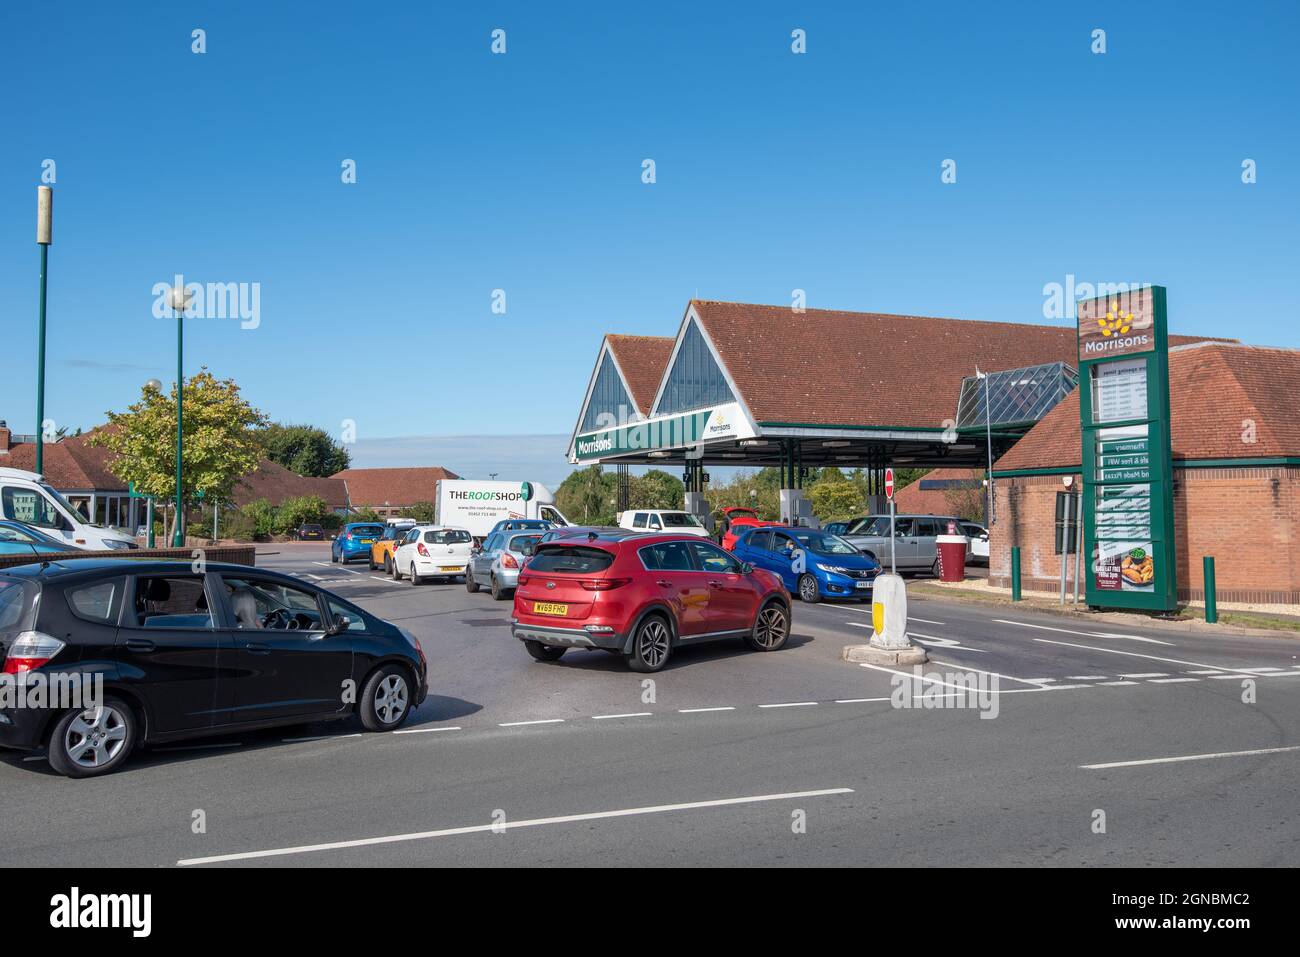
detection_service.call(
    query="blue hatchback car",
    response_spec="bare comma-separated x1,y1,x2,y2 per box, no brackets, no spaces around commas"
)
0,520,77,558
732,525,879,603
332,521,387,564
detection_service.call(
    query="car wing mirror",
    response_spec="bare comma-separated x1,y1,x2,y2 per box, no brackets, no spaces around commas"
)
741,562,753,575
328,615,351,636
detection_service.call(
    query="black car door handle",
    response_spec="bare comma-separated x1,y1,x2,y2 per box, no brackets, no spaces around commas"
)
124,638,155,653
245,642,271,655
656,579,672,588
708,581,723,588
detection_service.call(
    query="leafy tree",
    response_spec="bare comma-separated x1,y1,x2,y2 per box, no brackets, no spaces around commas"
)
238,499,277,540
557,466,618,525
705,471,779,523
91,369,267,540
259,423,350,477
399,501,437,523
275,495,330,535
809,480,865,522
630,469,684,510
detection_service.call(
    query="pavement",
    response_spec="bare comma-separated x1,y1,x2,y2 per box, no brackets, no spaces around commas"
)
3,542,1298,867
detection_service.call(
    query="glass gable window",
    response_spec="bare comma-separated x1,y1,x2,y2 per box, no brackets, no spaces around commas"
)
955,362,1079,430
656,320,736,415
580,351,637,432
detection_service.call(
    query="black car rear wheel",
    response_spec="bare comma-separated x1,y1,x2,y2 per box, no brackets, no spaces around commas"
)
490,574,505,601
465,566,480,593
48,698,137,778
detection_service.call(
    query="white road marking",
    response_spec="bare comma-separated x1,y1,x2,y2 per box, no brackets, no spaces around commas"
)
1081,745,1300,770
394,726,461,734
1119,673,1169,679
993,618,1174,646
22,755,46,763
928,659,1052,688
678,706,736,713
758,701,818,709
908,617,946,625
1030,637,1279,675
282,733,362,743
1209,674,1244,679
834,697,891,704
176,787,855,866
367,576,405,586
1148,677,1199,683
1098,680,1139,686
1187,669,1225,675
906,631,989,653
1247,666,1284,672
858,662,1043,694
1065,676,1110,681
498,719,564,727
592,712,652,720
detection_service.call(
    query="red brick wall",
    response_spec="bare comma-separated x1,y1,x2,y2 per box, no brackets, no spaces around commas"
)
989,467,1300,605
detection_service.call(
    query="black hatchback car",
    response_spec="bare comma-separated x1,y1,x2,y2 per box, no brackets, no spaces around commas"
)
0,559,428,778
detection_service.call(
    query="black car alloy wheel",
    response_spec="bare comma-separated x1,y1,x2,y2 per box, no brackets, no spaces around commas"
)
628,617,671,672
748,602,789,652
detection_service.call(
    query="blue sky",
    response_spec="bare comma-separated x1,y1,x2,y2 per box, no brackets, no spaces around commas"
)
2,1,1296,487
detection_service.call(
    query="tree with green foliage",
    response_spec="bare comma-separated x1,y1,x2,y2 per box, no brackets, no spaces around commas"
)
274,495,331,535
259,423,350,477
91,369,267,541
808,479,865,522
399,501,436,523
557,465,618,526
630,469,684,510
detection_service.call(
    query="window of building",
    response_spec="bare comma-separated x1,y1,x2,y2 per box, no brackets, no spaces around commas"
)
656,319,736,415
579,351,636,433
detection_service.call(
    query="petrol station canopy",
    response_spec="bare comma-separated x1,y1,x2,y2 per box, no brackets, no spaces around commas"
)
568,300,1226,479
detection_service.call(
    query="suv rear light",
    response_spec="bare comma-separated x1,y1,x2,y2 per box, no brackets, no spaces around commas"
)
4,631,66,674
502,553,519,569
417,543,430,557
517,574,530,586
580,578,630,591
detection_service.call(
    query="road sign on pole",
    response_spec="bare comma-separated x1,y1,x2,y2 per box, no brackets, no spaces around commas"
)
885,467,896,573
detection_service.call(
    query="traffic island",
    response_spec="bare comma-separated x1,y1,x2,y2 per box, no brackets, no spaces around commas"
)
842,573,929,665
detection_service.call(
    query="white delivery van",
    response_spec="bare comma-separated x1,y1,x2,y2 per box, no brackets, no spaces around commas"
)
0,467,138,551
617,509,711,537
434,480,570,539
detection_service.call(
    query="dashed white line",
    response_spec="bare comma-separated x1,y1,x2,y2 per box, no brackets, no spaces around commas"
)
928,659,1051,688
394,726,461,735
1098,680,1140,686
282,733,362,743
758,701,818,709
1030,637,1265,675
592,712,652,720
1148,677,1200,684
1065,676,1110,681
1119,673,1169,679
498,718,565,727
834,697,891,704
176,786,855,866
1081,745,1300,770
678,706,736,714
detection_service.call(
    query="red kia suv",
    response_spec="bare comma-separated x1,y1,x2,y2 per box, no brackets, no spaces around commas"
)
511,531,791,672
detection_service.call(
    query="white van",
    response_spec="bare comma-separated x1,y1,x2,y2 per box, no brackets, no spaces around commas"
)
617,509,711,537
0,467,138,551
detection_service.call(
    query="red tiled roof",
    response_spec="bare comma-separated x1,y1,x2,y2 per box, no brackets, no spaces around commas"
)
894,468,984,517
689,300,1227,429
1,432,125,490
606,335,675,415
232,460,349,510
331,466,461,507
994,343,1300,472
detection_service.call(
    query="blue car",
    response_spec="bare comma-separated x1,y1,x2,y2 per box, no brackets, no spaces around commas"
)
487,518,553,536
732,525,879,603
0,520,78,558
332,521,387,564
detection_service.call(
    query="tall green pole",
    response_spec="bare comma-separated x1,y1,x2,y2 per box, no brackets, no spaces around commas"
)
35,186,53,475
173,301,184,547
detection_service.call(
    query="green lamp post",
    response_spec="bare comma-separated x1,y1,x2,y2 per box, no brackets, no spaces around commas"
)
168,283,193,547
35,186,53,475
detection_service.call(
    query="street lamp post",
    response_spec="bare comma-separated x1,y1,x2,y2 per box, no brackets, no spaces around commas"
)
35,186,53,475
169,284,192,547
977,367,995,526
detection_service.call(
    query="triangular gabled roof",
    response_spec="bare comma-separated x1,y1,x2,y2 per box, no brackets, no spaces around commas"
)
685,300,1226,429
605,335,675,415
994,343,1300,472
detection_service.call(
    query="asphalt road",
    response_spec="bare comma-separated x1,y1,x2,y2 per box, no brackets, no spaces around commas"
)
4,542,1298,867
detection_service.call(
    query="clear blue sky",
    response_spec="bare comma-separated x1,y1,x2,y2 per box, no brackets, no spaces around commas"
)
2,1,1296,485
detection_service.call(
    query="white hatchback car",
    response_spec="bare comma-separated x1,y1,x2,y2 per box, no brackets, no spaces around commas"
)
617,509,711,537
392,525,474,584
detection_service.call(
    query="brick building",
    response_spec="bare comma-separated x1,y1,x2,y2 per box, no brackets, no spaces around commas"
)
990,342,1300,605
893,468,985,521
331,466,460,519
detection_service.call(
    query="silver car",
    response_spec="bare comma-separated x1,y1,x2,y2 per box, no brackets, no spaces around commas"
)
466,529,545,600
842,514,963,575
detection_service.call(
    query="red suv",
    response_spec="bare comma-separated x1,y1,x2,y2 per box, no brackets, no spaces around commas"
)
511,531,791,672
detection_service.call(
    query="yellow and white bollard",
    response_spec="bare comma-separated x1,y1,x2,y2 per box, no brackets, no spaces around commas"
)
842,573,928,665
